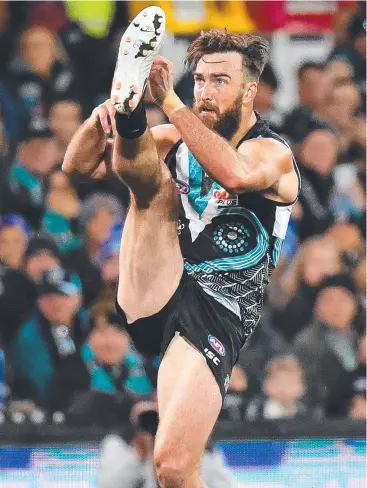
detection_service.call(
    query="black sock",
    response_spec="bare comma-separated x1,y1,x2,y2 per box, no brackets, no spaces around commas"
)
115,97,147,139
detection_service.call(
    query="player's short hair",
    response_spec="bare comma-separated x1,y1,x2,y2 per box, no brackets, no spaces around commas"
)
186,29,269,81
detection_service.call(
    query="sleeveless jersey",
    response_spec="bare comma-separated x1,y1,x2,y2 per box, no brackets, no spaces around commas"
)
165,114,301,340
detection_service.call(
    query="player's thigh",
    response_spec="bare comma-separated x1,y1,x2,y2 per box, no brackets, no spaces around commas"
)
117,163,184,321
154,334,222,469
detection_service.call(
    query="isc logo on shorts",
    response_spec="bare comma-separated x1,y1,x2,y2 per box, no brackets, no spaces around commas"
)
204,348,221,366
208,335,226,356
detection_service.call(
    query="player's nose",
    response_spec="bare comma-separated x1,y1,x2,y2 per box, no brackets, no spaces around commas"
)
200,82,214,101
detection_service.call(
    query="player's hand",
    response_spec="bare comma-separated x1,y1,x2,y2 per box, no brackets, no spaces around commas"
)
149,55,175,106
91,99,117,135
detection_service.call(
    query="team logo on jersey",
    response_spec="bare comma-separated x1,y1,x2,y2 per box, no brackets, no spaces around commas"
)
213,189,238,207
174,179,190,195
208,335,226,356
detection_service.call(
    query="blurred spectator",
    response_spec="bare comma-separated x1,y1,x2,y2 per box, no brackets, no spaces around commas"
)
293,274,360,416
328,6,366,97
324,80,365,164
9,266,91,412
246,355,308,421
82,313,153,398
326,222,365,273
47,98,83,161
220,365,248,422
270,236,342,341
100,222,122,285
332,163,366,223
348,390,366,419
253,63,282,131
59,193,124,307
5,26,78,128
0,82,25,155
41,169,104,305
0,232,61,348
0,213,30,269
347,334,366,419
79,193,124,268
2,124,58,229
99,400,234,488
42,166,81,252
239,315,289,394
23,231,61,283
282,62,326,142
297,62,326,112
296,122,339,240
353,257,366,309
0,1,12,76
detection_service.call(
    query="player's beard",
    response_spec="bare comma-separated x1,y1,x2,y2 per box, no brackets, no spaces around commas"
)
193,92,243,140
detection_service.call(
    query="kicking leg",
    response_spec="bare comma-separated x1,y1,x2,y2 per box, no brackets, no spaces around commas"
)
111,6,182,322
154,335,222,488
113,129,183,323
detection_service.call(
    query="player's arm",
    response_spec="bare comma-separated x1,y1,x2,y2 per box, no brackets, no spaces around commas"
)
162,93,292,194
62,101,116,179
166,105,291,194
149,56,293,195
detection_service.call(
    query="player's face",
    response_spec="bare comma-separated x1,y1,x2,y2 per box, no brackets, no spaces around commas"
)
193,52,247,139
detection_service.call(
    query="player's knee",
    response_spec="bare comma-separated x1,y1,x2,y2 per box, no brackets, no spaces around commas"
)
154,449,193,487
130,165,178,212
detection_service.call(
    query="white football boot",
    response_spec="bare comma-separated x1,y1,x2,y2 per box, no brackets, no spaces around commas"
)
111,6,166,114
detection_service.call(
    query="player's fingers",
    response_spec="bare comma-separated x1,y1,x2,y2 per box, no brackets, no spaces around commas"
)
153,55,171,69
97,104,111,134
106,103,117,135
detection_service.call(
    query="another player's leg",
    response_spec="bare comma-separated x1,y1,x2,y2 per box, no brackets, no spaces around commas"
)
154,334,222,488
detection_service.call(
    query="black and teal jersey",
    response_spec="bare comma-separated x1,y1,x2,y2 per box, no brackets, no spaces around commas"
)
165,114,301,339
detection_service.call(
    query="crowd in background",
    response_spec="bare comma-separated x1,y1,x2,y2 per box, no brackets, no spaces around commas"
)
0,1,366,431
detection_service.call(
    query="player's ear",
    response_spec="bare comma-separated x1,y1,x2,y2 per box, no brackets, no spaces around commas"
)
243,81,258,104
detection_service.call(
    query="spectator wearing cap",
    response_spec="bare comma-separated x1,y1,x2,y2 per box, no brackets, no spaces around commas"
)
0,216,34,347
23,231,62,283
293,274,361,416
0,232,63,348
2,122,59,229
8,266,91,412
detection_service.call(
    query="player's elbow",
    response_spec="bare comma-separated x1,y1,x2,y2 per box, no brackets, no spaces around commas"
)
224,177,252,195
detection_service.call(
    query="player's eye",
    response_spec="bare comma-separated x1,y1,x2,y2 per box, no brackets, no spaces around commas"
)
194,77,204,86
216,78,226,85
